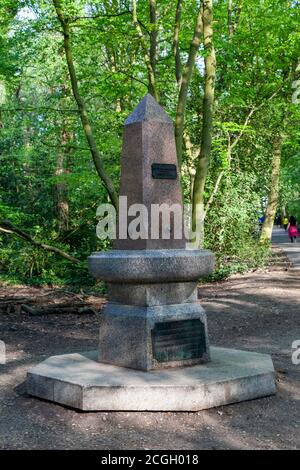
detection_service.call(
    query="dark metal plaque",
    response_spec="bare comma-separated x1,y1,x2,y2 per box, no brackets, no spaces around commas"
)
152,319,206,363
152,163,177,180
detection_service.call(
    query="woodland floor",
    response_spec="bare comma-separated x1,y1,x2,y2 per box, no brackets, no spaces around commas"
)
0,232,299,450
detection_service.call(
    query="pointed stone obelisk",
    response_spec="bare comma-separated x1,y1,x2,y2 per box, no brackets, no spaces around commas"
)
115,93,185,250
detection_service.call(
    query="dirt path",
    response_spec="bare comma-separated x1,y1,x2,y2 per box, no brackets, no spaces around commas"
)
272,227,300,269
0,268,299,450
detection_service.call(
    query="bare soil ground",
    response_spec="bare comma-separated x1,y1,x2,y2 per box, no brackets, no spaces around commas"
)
0,269,299,450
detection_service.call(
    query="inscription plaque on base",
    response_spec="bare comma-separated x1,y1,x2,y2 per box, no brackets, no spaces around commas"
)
152,319,206,363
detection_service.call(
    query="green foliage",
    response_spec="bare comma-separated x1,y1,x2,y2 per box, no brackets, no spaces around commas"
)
204,242,271,282
203,172,269,279
205,174,261,253
0,0,299,285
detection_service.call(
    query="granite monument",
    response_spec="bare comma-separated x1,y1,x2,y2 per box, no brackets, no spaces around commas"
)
27,95,276,411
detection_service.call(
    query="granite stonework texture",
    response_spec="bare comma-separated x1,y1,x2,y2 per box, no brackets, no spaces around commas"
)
115,94,184,250
98,303,210,370
88,250,214,284
27,348,276,411
27,95,276,410
108,281,197,307
88,94,215,370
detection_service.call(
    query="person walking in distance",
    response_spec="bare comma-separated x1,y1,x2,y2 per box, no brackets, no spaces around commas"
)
288,216,299,243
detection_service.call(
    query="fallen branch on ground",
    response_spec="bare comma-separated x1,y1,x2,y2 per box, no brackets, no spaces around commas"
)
21,304,97,315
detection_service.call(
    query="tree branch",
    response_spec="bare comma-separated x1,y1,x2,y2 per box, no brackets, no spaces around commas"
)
230,107,255,150
71,10,131,22
0,220,81,265
112,69,148,87
40,141,90,151
204,170,225,218
0,107,78,113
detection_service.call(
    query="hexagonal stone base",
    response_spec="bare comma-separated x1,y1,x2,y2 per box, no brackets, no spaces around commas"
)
27,347,276,411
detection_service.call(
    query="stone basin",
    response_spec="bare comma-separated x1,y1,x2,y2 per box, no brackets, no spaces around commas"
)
88,249,215,284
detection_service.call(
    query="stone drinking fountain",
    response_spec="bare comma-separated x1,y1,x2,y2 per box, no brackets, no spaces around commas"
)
27,95,276,411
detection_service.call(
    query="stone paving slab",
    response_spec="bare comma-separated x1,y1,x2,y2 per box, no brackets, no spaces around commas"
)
27,347,276,411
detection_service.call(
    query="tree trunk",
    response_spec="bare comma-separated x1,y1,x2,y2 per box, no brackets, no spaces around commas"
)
173,0,183,85
260,135,283,243
192,0,216,246
55,125,70,232
183,130,197,201
132,0,159,101
53,0,118,210
149,0,157,83
175,7,203,170
228,0,234,37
